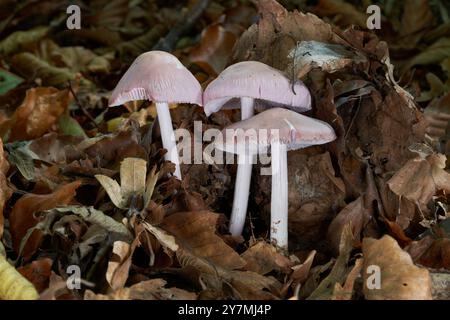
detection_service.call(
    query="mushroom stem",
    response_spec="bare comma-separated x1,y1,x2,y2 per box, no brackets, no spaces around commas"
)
229,153,253,235
241,97,255,119
156,102,181,179
228,97,255,236
270,140,288,250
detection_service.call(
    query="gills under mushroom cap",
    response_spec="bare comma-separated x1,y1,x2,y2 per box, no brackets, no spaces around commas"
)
216,108,336,155
109,51,203,106
203,61,311,116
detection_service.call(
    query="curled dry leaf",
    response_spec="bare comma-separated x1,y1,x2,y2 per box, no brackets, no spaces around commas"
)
106,239,139,291
362,235,432,300
188,23,238,76
39,272,74,300
9,181,81,259
307,224,354,300
95,157,148,209
288,41,367,79
17,258,53,293
387,153,450,210
0,254,39,300
241,241,293,275
2,87,70,142
161,211,246,270
331,258,363,300
327,197,370,255
290,250,316,289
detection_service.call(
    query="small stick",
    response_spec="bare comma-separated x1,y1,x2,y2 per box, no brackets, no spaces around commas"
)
67,81,99,129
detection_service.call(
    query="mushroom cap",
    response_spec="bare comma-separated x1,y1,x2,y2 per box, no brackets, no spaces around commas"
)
215,108,336,155
203,61,311,116
109,51,203,107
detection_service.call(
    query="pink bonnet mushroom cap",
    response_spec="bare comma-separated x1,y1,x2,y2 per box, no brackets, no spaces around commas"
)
203,61,311,116
216,108,336,155
109,51,203,107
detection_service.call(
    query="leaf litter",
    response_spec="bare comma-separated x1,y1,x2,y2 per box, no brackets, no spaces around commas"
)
0,0,449,301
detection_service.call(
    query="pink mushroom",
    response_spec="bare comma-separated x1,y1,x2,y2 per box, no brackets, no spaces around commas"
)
216,108,336,250
109,51,202,179
204,61,311,236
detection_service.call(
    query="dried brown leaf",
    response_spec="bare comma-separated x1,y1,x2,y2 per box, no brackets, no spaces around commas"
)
241,241,293,275
17,258,53,293
388,153,450,208
362,235,432,300
161,211,246,270
3,87,70,142
10,181,81,259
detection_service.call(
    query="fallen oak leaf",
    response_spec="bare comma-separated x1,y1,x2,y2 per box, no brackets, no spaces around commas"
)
362,235,432,300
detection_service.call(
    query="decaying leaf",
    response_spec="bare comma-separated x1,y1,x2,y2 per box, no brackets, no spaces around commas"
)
17,258,53,293
288,40,366,78
0,254,39,300
51,206,132,241
362,235,432,300
95,157,148,209
331,258,363,300
106,240,137,291
2,87,71,142
241,241,293,275
161,211,246,271
387,153,450,209
9,181,81,259
307,224,354,300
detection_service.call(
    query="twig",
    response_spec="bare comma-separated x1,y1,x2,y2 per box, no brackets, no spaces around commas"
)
152,0,211,52
67,81,99,129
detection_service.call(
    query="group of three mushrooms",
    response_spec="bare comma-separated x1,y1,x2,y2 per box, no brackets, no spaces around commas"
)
109,51,336,250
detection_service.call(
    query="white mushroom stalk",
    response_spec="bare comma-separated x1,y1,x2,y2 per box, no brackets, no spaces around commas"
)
156,102,181,179
204,61,312,236
217,108,336,251
270,140,288,249
229,96,255,235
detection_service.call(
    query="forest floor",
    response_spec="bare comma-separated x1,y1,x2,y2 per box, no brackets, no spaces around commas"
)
0,0,449,300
